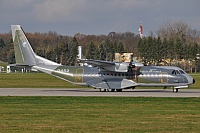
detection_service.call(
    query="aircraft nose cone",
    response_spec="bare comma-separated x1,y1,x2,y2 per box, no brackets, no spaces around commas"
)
193,79,195,84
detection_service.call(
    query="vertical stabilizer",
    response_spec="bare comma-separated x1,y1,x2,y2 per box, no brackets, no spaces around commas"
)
11,25,59,66
11,25,36,66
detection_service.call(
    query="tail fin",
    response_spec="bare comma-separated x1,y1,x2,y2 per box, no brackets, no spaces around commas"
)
11,25,59,66
11,25,36,66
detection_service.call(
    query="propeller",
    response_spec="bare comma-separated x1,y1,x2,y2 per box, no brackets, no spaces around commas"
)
128,54,135,73
129,54,135,68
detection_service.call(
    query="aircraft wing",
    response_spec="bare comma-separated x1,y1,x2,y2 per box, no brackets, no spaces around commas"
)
80,59,129,72
81,59,115,67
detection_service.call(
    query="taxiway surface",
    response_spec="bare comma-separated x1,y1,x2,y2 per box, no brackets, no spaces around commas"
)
0,88,199,97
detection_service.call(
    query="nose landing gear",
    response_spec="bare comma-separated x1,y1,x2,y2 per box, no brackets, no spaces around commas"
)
173,88,179,93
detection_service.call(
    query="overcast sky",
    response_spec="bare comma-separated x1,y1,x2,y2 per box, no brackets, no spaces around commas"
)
0,0,199,36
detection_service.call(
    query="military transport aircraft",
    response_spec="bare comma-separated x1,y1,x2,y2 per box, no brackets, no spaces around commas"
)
11,25,195,93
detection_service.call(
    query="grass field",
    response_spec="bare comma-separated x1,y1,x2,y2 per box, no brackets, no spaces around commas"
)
0,73,199,132
0,97,199,132
0,73,82,88
0,72,199,89
190,73,200,89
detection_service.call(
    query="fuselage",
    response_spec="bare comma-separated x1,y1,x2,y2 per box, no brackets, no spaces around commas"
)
49,65,195,89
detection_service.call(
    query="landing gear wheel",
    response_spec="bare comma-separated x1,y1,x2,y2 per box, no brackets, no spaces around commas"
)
99,89,107,92
111,89,115,92
173,88,178,93
116,89,122,92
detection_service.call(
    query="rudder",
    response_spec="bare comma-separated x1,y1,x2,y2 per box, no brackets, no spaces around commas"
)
11,25,36,66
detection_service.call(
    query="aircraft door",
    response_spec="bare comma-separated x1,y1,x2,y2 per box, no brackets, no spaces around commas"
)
160,72,168,83
75,68,84,83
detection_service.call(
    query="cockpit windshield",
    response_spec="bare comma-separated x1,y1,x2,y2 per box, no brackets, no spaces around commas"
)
172,70,186,75
179,70,186,74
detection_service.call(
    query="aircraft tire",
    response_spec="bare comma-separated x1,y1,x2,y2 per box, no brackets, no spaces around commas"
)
99,89,107,92
173,88,178,93
111,89,115,92
116,89,122,92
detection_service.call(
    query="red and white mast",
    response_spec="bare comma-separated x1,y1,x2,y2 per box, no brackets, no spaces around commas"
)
139,21,143,38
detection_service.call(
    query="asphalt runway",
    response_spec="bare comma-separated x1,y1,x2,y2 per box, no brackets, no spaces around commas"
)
0,88,199,97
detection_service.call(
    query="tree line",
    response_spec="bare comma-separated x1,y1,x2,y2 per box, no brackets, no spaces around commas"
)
0,21,200,72
137,36,200,65
137,21,200,72
0,31,138,65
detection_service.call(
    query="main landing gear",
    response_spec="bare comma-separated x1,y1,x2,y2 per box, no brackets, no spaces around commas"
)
99,89,122,92
99,89,107,92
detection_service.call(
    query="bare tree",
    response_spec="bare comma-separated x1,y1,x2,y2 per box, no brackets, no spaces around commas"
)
157,20,200,47
156,20,189,41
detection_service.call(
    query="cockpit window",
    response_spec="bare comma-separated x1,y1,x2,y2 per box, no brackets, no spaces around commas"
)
176,70,180,74
172,70,176,75
172,70,175,75
179,70,185,74
172,70,180,75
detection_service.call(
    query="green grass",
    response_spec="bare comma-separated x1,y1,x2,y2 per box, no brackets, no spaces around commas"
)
0,73,82,88
0,62,7,70
0,73,199,89
0,97,199,132
190,73,200,89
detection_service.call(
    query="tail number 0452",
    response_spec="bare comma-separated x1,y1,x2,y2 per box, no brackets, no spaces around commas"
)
56,69,69,73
